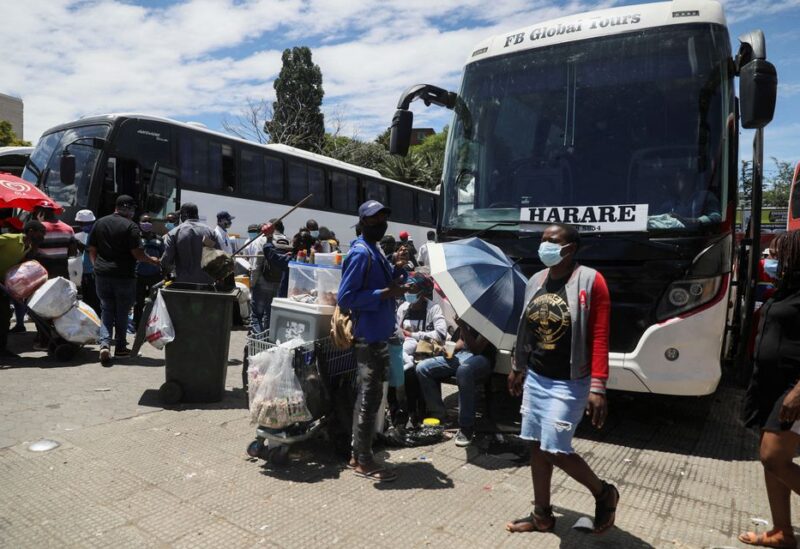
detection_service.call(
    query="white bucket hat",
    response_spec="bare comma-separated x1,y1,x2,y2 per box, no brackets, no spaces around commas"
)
75,209,96,223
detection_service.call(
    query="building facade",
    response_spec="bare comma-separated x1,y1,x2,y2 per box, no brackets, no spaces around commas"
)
0,93,24,139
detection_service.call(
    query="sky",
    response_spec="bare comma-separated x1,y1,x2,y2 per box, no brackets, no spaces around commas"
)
2,0,799,175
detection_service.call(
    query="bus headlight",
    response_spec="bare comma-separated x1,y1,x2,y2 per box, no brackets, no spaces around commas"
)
656,276,723,321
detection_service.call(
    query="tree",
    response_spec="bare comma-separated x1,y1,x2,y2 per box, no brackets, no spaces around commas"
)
0,120,31,146
221,98,270,144
763,157,794,208
374,128,391,150
264,46,325,152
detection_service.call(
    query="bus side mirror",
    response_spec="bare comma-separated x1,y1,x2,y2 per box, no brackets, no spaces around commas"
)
389,109,413,156
739,59,777,129
60,153,76,186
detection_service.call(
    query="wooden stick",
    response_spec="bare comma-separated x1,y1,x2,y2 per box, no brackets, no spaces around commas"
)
232,194,313,256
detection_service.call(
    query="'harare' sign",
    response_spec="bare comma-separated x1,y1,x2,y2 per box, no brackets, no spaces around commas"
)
520,200,649,232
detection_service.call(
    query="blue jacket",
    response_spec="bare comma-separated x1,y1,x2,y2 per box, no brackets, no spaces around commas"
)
338,237,407,343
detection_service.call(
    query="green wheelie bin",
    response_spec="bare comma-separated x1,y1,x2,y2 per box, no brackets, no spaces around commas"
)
159,284,238,404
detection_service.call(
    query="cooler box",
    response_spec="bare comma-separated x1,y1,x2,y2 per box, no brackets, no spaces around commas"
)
269,298,334,343
286,262,342,306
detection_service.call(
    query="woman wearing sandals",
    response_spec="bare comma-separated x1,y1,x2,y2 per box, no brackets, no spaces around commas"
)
506,223,619,535
740,230,800,549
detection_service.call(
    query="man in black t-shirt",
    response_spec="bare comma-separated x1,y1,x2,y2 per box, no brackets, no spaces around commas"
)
88,195,160,366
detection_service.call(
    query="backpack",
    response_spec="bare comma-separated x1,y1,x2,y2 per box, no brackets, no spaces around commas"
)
330,243,373,350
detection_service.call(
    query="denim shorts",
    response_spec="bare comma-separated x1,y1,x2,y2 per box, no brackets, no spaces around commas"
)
520,370,590,454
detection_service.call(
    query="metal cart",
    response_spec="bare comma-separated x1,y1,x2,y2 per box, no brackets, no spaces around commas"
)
244,331,357,466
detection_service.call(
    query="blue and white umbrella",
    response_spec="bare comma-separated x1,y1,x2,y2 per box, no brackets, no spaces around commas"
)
428,237,528,351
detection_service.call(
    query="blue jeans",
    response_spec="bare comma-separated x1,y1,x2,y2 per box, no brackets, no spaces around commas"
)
250,278,278,335
95,275,136,349
415,351,492,430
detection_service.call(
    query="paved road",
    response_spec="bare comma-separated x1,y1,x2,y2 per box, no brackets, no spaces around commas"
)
0,324,794,548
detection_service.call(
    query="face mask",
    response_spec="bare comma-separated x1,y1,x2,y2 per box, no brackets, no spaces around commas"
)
165,222,175,230
405,292,420,304
310,230,319,239
764,258,779,279
538,241,565,267
81,224,93,233
248,232,259,240
361,221,388,243
140,222,153,232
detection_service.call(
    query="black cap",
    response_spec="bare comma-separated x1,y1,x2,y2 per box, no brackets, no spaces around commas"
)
116,195,135,208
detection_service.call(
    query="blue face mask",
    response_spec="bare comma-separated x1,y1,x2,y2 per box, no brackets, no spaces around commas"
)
764,258,779,279
248,232,259,240
538,241,565,267
310,230,320,239
165,222,175,230
404,292,420,304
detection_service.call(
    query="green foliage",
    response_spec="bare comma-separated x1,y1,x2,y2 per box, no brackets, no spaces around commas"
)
323,134,391,172
374,128,391,150
739,160,753,204
0,120,31,146
264,47,325,152
763,157,795,208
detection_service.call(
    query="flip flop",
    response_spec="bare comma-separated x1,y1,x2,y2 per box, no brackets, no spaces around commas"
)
353,467,398,483
739,530,798,548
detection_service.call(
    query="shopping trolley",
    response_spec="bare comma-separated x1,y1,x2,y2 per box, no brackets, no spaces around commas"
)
244,331,358,465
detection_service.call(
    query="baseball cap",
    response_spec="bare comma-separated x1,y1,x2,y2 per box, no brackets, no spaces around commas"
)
217,211,235,221
116,195,135,208
358,200,390,219
75,209,96,223
399,230,409,240
247,223,261,233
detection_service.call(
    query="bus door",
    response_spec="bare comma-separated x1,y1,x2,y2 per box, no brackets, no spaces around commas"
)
107,119,177,224
789,162,800,231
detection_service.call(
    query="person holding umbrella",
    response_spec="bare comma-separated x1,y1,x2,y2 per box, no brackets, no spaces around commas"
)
506,223,617,536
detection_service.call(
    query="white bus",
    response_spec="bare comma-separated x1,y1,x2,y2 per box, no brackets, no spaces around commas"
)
389,0,777,395
20,114,437,245
0,146,33,177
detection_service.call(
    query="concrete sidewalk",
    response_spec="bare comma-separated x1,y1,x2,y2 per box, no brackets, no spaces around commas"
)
0,326,794,548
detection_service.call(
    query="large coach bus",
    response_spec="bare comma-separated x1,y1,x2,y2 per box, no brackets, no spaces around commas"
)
788,162,800,231
20,114,437,244
389,0,777,395
0,146,33,176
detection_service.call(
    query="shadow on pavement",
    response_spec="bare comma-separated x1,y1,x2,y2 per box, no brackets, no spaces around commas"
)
137,388,249,410
373,461,454,491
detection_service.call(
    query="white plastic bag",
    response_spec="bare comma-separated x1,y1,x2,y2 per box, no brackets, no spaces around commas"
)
28,277,78,319
67,256,83,287
145,291,175,350
249,343,312,428
53,301,101,344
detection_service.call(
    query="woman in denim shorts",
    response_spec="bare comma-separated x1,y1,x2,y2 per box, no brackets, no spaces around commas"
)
506,224,619,536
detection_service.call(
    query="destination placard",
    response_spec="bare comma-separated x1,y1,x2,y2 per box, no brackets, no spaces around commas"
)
520,201,649,232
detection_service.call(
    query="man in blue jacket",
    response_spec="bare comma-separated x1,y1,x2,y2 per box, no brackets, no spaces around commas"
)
338,200,408,482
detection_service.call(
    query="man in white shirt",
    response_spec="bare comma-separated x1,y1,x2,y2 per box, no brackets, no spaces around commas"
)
214,211,235,254
417,230,437,267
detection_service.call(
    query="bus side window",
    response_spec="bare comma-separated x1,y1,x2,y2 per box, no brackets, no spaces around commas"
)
392,187,414,223
265,156,284,200
179,136,209,189
210,142,235,193
308,166,326,207
331,172,358,212
145,167,178,219
240,149,265,197
289,161,308,203
366,180,388,205
417,193,435,225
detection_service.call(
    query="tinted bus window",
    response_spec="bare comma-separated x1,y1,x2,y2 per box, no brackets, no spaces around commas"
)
178,136,209,188
308,166,326,207
265,156,284,199
366,180,387,204
418,193,435,225
331,172,358,212
240,149,265,197
392,187,414,222
289,161,307,202
209,142,235,192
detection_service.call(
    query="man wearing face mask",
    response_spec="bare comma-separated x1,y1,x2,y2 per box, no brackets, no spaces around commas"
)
507,223,617,536
164,212,178,234
338,200,409,482
305,219,319,241
132,215,165,332
89,195,160,366
74,209,101,316
214,211,235,254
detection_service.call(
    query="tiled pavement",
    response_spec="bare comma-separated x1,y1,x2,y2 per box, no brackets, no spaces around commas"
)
0,325,795,548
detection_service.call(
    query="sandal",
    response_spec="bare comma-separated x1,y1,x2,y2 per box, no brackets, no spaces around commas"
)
353,466,398,483
593,481,619,534
739,529,797,548
506,505,556,533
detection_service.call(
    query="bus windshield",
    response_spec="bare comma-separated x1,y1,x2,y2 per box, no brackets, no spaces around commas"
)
22,124,110,210
442,24,732,233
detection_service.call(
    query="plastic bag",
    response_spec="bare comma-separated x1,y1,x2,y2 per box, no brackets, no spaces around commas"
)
4,260,48,301
67,256,83,287
28,277,78,319
145,291,175,350
53,300,101,344
249,343,312,428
